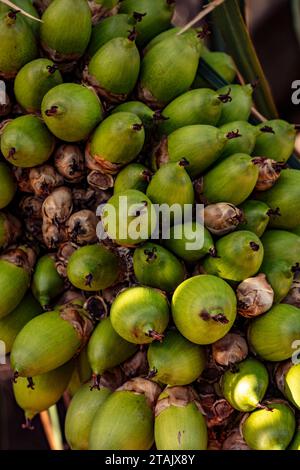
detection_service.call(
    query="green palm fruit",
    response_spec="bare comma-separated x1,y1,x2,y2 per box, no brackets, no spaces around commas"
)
147,330,206,385
119,0,175,47
42,83,103,142
67,346,92,396
289,428,300,450
89,0,119,23
67,244,120,291
217,84,253,125
220,358,269,412
0,0,40,36
101,190,156,246
0,9,38,79
87,317,137,389
32,254,64,309
0,162,16,209
261,230,300,267
203,231,264,282
256,169,300,229
1,115,55,168
253,120,296,162
114,163,152,194
202,153,259,205
110,286,169,344
172,275,237,345
143,26,180,53
138,30,203,108
238,200,271,237
65,383,112,450
157,89,223,136
195,49,236,87
154,386,208,450
164,222,215,263
0,292,42,354
40,0,92,61
153,125,227,178
112,101,156,129
219,121,258,159
241,401,295,450
13,361,74,426
89,378,161,450
292,225,300,237
14,59,63,113
10,301,93,377
86,32,140,102
248,304,300,361
133,243,185,293
275,361,300,410
89,112,145,174
262,260,293,303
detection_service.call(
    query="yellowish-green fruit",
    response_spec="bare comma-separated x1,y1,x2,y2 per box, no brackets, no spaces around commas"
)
0,162,16,209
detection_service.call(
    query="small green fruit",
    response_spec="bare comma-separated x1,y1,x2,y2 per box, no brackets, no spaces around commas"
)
0,163,16,209
114,163,152,194
112,101,156,130
262,230,300,268
276,361,300,410
143,26,180,53
0,0,40,36
217,84,253,126
219,121,258,159
253,120,296,163
195,49,236,85
32,254,65,309
289,428,300,450
238,200,271,237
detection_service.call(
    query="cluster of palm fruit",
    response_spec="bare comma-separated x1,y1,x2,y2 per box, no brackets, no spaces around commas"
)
0,0,300,451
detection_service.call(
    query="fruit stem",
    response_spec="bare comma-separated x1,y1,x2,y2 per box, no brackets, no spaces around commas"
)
22,417,34,431
132,11,146,23
45,105,60,117
85,273,94,287
179,157,190,167
260,125,275,134
152,110,169,122
209,247,219,258
46,64,59,75
6,9,19,24
144,247,157,263
197,23,211,40
250,241,260,252
200,310,229,324
147,330,164,342
226,130,242,140
90,373,101,391
218,88,232,103
12,371,19,383
8,147,16,160
132,123,143,131
256,403,273,412
142,169,152,182
27,377,35,390
267,207,281,217
128,28,138,42
146,367,158,379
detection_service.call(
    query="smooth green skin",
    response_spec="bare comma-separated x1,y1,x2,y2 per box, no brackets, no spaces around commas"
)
88,37,140,96
203,153,259,205
158,89,223,136
10,309,84,376
289,429,300,450
238,200,270,237
0,0,40,36
13,361,74,419
89,390,154,450
292,225,300,237
32,255,64,308
171,275,237,345
87,317,137,375
155,402,208,450
147,162,194,208
219,121,258,160
40,0,92,58
261,230,300,267
139,32,203,106
283,364,300,409
94,0,118,7
221,358,269,412
133,243,185,293
14,58,63,113
112,102,154,128
242,403,295,450
90,112,145,165
256,169,300,230
110,286,169,344
65,383,111,450
0,292,42,353
195,49,236,86
102,190,156,246
261,260,293,303
42,83,102,142
114,163,150,194
165,125,227,178
0,260,30,319
120,0,175,47
0,162,16,209
217,84,253,126
88,14,134,57
203,231,264,282
164,222,214,263
253,120,296,163
147,330,206,385
67,347,92,397
0,11,38,77
144,26,180,53
67,244,119,292
248,304,300,361
1,115,55,168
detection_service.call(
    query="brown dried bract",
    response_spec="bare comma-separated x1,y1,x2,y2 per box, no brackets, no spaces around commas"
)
66,210,98,245
118,377,161,410
212,333,248,367
253,157,284,191
82,66,128,103
204,203,244,236
60,303,94,347
155,386,204,417
29,165,64,197
54,144,85,183
42,187,73,224
237,273,274,318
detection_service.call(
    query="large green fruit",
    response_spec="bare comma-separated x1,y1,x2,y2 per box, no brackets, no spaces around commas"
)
0,162,16,209
112,102,156,130
195,48,236,86
253,120,296,162
114,163,152,194
32,254,65,309
0,0,40,36
217,84,253,125
172,275,237,345
238,200,271,237
276,361,300,410
219,121,258,159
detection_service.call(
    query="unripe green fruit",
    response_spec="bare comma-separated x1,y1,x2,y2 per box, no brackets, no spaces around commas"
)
110,286,169,344
32,254,64,309
114,163,152,194
217,84,253,125
292,225,300,237
0,0,40,36
195,49,236,86
203,231,264,282
172,275,237,345
164,222,214,263
1,115,55,168
276,362,300,410
148,330,206,386
133,243,185,293
219,121,258,159
144,26,180,53
0,162,16,209
65,383,112,450
262,260,293,304
238,200,271,237
67,244,120,291
40,0,92,61
289,428,300,450
112,101,155,129
14,59,63,113
242,402,295,450
253,120,296,162
248,304,300,361
154,386,208,450
220,358,269,412
202,153,259,205
67,346,92,396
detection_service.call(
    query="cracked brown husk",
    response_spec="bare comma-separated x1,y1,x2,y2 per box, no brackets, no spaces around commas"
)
204,203,244,236
55,242,78,278
212,332,249,367
54,144,85,183
42,187,73,224
29,165,64,197
282,271,300,308
66,210,98,245
237,273,274,318
253,157,285,191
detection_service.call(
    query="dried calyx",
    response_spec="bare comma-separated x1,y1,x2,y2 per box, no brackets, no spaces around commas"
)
1,245,36,273
282,272,300,308
84,295,108,322
55,242,78,277
87,170,114,191
54,145,85,182
66,210,98,245
155,386,204,417
118,377,161,410
59,301,94,348
237,273,274,318
204,203,244,236
29,165,64,197
42,218,67,249
253,157,285,191
42,187,73,224
212,333,248,366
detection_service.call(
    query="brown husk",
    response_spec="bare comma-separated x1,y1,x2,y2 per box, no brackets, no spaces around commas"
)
118,377,161,410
